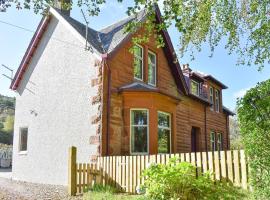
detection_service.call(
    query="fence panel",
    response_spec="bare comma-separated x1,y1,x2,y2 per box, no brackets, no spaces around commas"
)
69,148,249,195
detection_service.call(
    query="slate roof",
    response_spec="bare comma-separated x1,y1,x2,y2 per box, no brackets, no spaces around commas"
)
118,82,158,91
55,8,147,54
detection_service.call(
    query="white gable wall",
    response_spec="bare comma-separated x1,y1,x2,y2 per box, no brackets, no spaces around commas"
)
12,15,101,185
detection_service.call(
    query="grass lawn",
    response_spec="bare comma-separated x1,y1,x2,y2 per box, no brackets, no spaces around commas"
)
83,191,148,200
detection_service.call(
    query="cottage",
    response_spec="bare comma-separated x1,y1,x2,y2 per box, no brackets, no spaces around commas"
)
11,2,234,185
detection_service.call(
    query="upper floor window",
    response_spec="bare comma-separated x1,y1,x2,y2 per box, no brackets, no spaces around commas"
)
217,133,223,151
158,111,171,153
148,51,156,86
19,127,28,153
191,80,200,96
215,89,220,112
209,87,214,110
130,109,148,154
210,131,216,151
134,45,143,80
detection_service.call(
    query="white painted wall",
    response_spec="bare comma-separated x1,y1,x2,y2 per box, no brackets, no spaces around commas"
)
12,15,101,185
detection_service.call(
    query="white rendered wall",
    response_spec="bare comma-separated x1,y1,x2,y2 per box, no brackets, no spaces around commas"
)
12,16,101,185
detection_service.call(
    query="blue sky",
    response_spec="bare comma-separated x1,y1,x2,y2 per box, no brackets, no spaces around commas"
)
0,0,270,110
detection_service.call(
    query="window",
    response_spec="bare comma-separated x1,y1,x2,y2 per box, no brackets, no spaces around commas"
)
148,51,156,86
209,87,214,110
158,112,171,153
217,133,223,151
215,89,220,112
191,80,199,96
19,127,28,152
210,131,215,151
130,109,148,154
134,45,143,80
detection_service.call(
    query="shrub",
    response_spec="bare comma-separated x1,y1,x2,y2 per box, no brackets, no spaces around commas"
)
142,158,246,200
237,79,270,199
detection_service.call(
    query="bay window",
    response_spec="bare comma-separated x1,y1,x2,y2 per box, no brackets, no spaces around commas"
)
148,51,156,86
134,45,143,80
158,112,171,153
130,109,148,154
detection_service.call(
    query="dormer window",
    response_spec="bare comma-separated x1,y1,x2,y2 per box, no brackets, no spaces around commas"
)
191,80,199,96
215,89,220,112
134,45,143,80
209,87,214,110
148,51,156,86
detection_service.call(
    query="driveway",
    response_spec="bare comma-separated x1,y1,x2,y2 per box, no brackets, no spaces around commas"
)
0,176,82,200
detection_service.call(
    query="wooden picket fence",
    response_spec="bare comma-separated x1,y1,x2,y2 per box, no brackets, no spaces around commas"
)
68,147,249,195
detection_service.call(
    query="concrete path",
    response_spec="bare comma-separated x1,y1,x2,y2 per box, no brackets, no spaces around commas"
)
0,168,12,179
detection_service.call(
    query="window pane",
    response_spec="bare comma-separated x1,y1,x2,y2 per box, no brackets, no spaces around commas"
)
134,46,142,57
134,58,142,79
148,52,156,86
148,65,156,85
131,126,148,153
158,129,170,153
191,81,199,95
131,110,147,125
158,112,170,128
148,53,156,65
20,128,28,151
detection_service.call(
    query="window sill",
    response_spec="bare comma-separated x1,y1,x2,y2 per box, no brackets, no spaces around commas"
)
18,151,27,155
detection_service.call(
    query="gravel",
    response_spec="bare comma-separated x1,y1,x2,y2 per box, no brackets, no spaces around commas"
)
0,177,83,200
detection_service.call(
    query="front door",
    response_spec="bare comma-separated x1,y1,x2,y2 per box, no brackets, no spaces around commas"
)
191,127,197,152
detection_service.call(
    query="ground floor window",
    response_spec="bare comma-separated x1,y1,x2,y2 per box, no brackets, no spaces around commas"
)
158,111,171,153
210,131,215,151
217,133,223,151
19,127,28,152
130,109,148,154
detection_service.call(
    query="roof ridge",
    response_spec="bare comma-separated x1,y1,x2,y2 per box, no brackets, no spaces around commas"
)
99,9,147,33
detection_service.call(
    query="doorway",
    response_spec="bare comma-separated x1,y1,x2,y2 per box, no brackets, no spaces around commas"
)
191,127,200,152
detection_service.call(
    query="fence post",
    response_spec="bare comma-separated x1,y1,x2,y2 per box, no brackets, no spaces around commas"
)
68,146,77,196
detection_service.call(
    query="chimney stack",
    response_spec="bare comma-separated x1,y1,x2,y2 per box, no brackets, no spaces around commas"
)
54,0,71,16
182,64,192,74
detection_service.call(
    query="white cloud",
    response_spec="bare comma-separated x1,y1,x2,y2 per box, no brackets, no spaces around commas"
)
233,88,250,99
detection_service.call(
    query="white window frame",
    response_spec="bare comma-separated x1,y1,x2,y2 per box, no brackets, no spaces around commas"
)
217,132,223,151
210,131,216,151
215,89,220,112
19,127,28,154
157,111,171,154
148,50,157,86
134,45,144,81
209,87,214,111
191,80,200,96
130,108,149,155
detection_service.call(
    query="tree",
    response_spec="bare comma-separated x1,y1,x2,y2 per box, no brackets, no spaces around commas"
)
3,115,14,133
237,79,270,199
229,115,243,150
1,0,270,68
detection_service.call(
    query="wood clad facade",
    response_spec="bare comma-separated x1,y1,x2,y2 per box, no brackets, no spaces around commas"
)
101,28,230,156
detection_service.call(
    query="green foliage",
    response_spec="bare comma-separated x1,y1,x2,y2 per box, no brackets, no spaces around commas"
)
90,184,119,194
83,184,148,200
3,1,270,68
229,116,244,150
3,115,14,133
0,130,13,145
237,79,270,199
142,158,246,200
